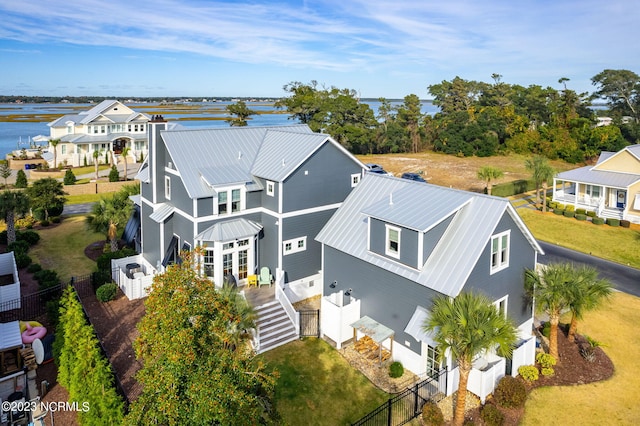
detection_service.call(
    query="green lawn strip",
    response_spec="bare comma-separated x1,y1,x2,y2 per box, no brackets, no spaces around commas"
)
259,338,389,425
517,208,640,269
65,193,113,205
29,215,103,278
523,292,640,424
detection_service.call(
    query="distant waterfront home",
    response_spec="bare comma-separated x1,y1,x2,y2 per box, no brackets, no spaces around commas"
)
316,173,543,403
553,144,640,223
44,100,149,168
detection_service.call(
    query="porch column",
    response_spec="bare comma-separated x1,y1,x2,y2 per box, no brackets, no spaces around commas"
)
552,178,557,201
574,182,578,210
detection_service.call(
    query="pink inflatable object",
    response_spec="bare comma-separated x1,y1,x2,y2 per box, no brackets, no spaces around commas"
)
21,323,47,344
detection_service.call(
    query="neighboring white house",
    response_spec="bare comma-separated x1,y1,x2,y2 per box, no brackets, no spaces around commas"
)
0,252,20,313
44,100,150,168
553,144,640,223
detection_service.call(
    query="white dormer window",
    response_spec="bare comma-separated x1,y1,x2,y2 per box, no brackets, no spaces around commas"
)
216,187,244,215
385,224,401,259
351,173,361,187
266,181,275,197
164,176,171,200
490,230,510,273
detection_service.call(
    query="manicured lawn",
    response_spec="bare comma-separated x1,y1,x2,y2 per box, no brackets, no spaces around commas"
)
259,338,389,425
28,215,103,278
65,193,113,205
517,208,640,269
523,292,640,424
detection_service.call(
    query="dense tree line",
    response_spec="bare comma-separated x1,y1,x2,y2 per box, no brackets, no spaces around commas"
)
276,70,640,162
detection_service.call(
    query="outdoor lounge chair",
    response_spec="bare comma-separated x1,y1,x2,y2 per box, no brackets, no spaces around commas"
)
258,267,272,288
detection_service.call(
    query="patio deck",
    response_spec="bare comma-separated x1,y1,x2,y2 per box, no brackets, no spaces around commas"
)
242,284,275,308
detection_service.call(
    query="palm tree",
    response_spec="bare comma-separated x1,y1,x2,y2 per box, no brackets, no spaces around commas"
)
48,139,60,169
121,146,131,181
477,166,503,195
0,191,30,244
423,292,517,426
525,263,573,360
86,192,133,252
218,282,257,352
539,163,555,213
566,266,613,342
525,155,554,210
92,149,102,181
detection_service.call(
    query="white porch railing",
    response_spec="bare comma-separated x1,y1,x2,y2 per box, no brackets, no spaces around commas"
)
275,269,299,333
554,191,575,204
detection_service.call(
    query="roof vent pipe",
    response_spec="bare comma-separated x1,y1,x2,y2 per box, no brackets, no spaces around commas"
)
282,159,286,167
389,193,393,206
238,151,242,160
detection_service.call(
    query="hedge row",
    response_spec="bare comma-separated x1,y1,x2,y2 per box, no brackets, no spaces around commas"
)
492,179,537,197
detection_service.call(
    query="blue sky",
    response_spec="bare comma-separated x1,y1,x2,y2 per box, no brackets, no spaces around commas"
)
0,0,638,99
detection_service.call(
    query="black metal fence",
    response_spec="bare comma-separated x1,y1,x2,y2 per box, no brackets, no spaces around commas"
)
299,309,320,337
351,368,448,426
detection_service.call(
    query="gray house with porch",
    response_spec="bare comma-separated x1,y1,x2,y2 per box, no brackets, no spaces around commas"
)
316,173,543,402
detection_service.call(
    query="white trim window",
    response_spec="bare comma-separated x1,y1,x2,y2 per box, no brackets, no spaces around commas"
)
164,176,171,200
203,248,215,278
490,230,510,273
216,188,244,215
283,236,307,255
266,181,275,197
351,173,361,187
494,295,508,318
385,224,401,259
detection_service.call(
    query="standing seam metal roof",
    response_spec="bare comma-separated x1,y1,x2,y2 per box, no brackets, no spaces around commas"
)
316,174,542,298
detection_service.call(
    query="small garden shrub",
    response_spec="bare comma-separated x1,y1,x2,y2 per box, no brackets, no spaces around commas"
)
575,208,586,215
563,210,575,218
518,365,539,382
592,217,605,225
109,165,120,182
96,283,118,302
606,218,620,227
63,168,77,185
541,367,555,376
536,352,557,369
92,270,113,289
565,205,575,212
421,400,444,426
553,208,563,215
18,230,40,245
541,322,550,338
556,203,565,210
580,346,596,363
586,210,596,217
548,201,557,210
480,403,504,426
575,213,587,221
389,361,404,378
494,375,527,408
7,240,29,255
14,253,32,269
27,263,42,273
39,219,50,227
45,298,61,328
15,216,37,229
96,248,136,271
50,216,61,224
620,220,631,228
15,169,27,188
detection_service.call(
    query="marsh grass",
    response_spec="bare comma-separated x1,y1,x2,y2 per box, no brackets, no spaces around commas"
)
523,292,640,424
259,338,389,425
518,208,640,268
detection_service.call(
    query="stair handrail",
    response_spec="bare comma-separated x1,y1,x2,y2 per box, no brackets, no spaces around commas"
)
274,270,300,334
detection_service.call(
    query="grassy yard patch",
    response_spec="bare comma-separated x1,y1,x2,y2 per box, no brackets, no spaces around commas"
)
259,338,389,425
523,292,640,424
65,193,113,205
517,208,640,269
29,215,103,278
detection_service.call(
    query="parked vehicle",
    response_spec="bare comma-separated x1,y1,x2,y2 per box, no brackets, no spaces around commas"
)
366,163,392,176
401,172,427,183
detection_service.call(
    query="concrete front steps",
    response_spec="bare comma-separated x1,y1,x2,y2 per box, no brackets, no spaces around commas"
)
254,300,297,354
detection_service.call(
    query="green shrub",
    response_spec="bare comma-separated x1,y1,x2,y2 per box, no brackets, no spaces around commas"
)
575,208,586,215
563,210,575,218
45,298,61,329
63,168,77,185
592,217,605,225
40,219,50,227
541,322,550,338
541,367,555,376
491,179,537,197
620,220,631,228
96,283,118,302
96,248,136,271
109,165,120,182
91,270,113,289
556,203,565,210
27,263,42,273
575,214,587,221
480,403,505,426
421,400,444,426
565,205,575,212
18,230,40,245
7,240,29,254
606,218,620,227
494,375,527,408
15,169,27,188
552,208,563,215
34,269,59,285
586,210,596,217
548,201,557,209
15,215,36,229
536,352,556,369
50,216,61,224
389,361,404,378
518,365,539,382
14,253,32,269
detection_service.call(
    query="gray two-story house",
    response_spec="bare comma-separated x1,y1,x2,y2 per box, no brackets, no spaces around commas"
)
115,116,365,301
316,173,543,402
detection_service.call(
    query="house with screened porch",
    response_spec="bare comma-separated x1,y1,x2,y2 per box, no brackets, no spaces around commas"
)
316,173,544,402
553,144,640,223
